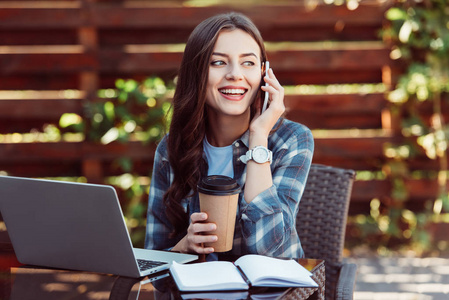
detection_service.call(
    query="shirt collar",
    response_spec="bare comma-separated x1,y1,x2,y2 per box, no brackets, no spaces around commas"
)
203,130,250,149
238,130,250,149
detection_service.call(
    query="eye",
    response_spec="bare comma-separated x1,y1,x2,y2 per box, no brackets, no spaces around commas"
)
242,61,255,67
211,60,226,66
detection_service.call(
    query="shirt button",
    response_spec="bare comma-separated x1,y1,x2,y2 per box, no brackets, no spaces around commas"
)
234,142,240,147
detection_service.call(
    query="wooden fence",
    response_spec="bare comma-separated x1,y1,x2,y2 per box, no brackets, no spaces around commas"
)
0,0,437,217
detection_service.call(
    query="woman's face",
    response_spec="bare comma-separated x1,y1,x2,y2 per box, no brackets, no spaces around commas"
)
205,29,262,118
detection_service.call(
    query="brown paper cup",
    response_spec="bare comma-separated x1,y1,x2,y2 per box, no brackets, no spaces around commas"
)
197,175,241,252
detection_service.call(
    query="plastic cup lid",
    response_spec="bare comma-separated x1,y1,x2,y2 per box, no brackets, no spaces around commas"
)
197,175,241,196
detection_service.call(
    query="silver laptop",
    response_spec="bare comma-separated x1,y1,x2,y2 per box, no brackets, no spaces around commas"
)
0,175,197,278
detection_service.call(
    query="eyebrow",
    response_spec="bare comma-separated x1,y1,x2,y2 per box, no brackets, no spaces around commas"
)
212,52,258,59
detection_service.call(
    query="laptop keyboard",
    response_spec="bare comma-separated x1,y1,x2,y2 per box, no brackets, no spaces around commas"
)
137,259,168,271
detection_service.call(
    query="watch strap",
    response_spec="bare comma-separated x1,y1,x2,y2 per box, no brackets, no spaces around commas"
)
239,146,272,164
239,150,251,164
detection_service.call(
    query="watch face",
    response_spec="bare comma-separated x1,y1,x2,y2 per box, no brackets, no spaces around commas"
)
253,147,269,163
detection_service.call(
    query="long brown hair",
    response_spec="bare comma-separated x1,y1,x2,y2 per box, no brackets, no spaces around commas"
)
164,12,267,238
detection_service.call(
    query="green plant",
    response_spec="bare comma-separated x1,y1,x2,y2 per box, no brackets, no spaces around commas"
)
59,77,173,247
87,77,172,145
377,0,449,254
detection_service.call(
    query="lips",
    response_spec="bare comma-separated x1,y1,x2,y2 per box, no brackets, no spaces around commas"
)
218,87,248,101
218,88,247,96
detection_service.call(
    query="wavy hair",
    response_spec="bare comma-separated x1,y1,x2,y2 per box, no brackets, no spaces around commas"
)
164,12,267,238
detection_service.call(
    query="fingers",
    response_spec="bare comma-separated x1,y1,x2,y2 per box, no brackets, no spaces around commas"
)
187,213,217,254
264,68,282,90
261,68,285,115
190,212,208,223
251,68,285,135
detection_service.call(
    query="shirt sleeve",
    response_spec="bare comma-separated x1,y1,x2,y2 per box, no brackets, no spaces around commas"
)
239,125,314,256
144,136,179,250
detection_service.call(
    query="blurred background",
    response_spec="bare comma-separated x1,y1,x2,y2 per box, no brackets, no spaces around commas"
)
0,0,448,297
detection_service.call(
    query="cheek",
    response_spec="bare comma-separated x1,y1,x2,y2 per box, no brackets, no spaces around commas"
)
246,69,262,87
249,72,262,95
206,70,219,103
207,68,223,86
206,77,217,99
248,88,260,104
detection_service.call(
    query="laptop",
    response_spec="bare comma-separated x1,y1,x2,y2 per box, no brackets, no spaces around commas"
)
0,175,197,278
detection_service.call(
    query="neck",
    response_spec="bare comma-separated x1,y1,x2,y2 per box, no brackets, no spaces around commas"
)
206,110,250,147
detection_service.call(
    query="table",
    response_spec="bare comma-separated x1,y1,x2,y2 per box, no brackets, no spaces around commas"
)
0,250,325,300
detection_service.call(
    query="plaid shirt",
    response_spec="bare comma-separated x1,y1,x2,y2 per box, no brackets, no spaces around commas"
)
145,119,314,258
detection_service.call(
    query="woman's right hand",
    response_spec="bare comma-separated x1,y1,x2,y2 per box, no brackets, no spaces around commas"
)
172,212,217,254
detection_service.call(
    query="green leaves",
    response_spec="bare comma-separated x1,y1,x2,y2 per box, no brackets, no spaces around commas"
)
75,77,172,145
378,0,449,255
58,76,173,247
59,113,84,132
386,7,407,21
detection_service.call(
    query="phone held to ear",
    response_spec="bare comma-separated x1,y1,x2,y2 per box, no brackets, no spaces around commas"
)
262,61,270,113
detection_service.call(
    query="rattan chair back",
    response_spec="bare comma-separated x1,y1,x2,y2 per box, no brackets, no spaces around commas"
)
296,164,355,299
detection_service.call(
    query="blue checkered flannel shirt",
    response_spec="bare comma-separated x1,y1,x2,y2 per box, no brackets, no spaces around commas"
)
145,119,314,258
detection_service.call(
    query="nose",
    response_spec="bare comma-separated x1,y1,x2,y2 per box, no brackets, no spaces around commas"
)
225,63,243,81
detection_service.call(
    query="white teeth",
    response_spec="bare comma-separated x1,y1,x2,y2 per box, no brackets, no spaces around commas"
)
219,88,246,95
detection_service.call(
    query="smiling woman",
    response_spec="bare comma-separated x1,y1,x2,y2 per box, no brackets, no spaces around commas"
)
205,29,262,141
144,12,314,259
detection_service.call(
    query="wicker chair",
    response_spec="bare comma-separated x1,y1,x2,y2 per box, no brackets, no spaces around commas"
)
296,164,357,300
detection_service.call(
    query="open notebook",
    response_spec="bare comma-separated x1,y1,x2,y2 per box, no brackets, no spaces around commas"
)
170,254,318,292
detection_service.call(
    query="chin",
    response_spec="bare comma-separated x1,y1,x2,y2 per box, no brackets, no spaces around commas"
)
224,107,251,117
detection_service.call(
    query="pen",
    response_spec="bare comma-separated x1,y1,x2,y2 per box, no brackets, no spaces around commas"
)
235,265,252,288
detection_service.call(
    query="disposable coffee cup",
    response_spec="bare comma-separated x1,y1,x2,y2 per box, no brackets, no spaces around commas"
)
198,175,241,252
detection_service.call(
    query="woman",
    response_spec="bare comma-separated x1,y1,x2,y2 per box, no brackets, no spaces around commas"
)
145,12,314,258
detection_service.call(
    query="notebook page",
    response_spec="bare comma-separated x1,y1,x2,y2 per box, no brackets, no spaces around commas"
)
234,255,317,287
170,261,249,291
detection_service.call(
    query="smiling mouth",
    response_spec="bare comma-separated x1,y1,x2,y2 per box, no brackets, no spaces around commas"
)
218,88,247,96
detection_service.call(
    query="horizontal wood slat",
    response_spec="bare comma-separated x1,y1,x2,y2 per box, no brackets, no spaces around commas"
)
0,99,81,133
0,3,386,30
286,93,386,114
0,8,82,29
314,136,388,159
0,93,387,133
285,93,386,129
97,26,383,46
0,93,386,118
0,141,156,162
0,27,383,46
349,178,449,214
1,46,390,73
269,46,390,71
292,113,381,129
0,137,387,168
277,69,384,85
0,29,78,46
0,74,79,90
0,53,97,73
0,99,82,118
0,69,383,90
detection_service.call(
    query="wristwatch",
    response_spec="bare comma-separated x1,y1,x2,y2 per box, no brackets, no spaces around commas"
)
240,146,272,164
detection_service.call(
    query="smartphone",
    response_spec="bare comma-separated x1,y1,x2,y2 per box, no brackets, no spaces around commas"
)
262,61,270,113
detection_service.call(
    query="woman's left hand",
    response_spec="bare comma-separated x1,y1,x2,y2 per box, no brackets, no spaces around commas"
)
244,68,283,203
250,68,285,138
